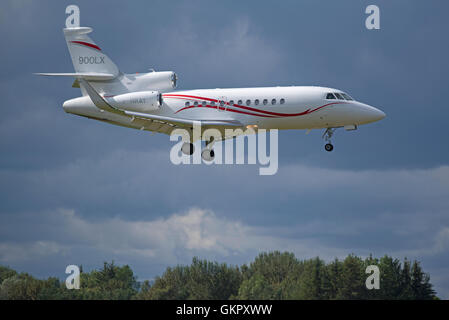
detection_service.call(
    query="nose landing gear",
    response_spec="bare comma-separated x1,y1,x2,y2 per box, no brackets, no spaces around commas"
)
322,128,336,152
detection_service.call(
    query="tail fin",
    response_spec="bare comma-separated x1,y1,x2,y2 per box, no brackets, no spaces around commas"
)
63,27,119,78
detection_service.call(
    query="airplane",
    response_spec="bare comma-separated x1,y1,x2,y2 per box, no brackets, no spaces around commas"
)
36,25,385,160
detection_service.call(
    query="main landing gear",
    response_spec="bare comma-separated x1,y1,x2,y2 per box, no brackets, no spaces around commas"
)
181,142,194,155
201,138,215,161
180,140,216,161
201,148,215,161
322,128,336,152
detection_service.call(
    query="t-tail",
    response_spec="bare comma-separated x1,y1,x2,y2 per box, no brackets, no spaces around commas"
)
36,27,120,81
36,26,178,95
64,27,119,78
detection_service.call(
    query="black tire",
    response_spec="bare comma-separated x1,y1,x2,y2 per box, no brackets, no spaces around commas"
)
325,143,334,152
201,149,215,161
181,143,194,155
187,143,194,155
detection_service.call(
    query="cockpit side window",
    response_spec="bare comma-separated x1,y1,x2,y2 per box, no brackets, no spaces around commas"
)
334,93,344,100
341,93,354,101
326,93,336,99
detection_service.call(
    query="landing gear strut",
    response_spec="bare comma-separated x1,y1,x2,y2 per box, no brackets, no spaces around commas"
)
322,128,336,152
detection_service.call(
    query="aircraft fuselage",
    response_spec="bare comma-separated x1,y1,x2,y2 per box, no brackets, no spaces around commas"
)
63,85,385,132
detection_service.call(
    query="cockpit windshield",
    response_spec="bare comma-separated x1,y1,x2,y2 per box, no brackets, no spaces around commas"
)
334,92,344,100
325,92,354,101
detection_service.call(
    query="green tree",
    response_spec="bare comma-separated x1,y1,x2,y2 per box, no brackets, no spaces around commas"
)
0,266,17,284
290,257,325,299
37,277,63,300
335,255,365,299
410,260,435,300
400,258,413,299
76,261,138,300
236,274,272,299
375,255,402,299
324,258,343,299
0,253,439,300
140,258,241,300
240,251,300,299
0,273,42,300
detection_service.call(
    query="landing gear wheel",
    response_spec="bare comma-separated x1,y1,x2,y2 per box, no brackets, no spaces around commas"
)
201,149,215,161
181,142,194,155
322,128,336,152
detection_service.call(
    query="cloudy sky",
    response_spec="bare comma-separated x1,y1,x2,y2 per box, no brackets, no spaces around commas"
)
1,0,449,298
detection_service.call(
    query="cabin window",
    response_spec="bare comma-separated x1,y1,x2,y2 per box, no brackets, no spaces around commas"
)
255,99,260,105
246,99,251,106
220,100,225,106
211,101,216,106
238,99,243,105
194,101,198,106
229,100,234,105
202,101,207,106
185,102,190,107
271,99,276,105
280,98,285,104
263,99,268,105
326,93,336,99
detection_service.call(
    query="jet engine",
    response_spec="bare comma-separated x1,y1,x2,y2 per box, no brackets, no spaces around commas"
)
106,91,162,113
128,71,178,92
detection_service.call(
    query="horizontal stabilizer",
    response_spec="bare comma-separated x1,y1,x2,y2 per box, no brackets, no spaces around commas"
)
34,72,116,80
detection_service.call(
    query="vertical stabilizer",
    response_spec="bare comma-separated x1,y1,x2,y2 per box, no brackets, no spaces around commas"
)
63,27,120,78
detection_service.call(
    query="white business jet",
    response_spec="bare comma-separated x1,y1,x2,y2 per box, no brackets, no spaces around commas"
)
37,25,385,159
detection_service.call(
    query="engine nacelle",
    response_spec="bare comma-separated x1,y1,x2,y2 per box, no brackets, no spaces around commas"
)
126,71,178,92
106,91,162,113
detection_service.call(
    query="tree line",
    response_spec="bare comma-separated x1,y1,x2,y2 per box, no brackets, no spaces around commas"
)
0,251,437,300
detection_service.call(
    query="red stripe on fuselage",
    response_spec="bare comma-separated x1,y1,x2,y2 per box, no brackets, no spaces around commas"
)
174,104,277,118
70,41,102,51
164,94,343,118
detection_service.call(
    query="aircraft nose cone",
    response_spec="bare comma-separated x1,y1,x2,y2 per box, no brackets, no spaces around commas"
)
357,103,386,124
372,107,386,121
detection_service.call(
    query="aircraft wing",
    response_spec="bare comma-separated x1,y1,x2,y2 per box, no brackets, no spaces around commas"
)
124,111,243,128
78,79,243,134
78,78,126,116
